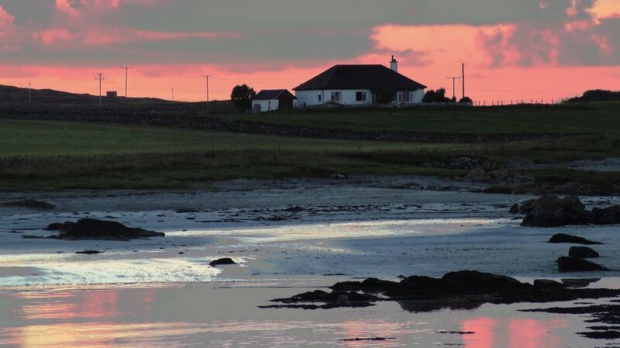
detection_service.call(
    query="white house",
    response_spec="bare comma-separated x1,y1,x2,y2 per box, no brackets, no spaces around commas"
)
294,56,426,107
251,89,297,113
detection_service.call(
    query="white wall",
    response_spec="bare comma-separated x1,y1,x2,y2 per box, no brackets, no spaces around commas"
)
252,99,279,112
296,89,373,107
296,89,425,107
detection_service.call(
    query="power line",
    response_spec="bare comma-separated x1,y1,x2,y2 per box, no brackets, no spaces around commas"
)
95,73,105,106
120,66,133,98
446,76,461,100
203,75,212,114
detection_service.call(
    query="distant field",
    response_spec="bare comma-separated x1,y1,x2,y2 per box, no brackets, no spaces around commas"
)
232,102,620,134
0,119,449,157
1,107,620,190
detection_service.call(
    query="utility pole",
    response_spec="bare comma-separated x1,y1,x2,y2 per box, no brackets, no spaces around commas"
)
447,76,462,100
462,63,466,99
120,66,133,98
171,88,174,102
203,75,212,114
95,73,105,106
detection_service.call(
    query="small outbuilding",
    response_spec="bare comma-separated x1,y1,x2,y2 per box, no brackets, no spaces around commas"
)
252,89,297,113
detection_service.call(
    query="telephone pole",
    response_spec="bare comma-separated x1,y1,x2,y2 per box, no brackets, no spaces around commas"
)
120,66,133,98
447,76,462,100
203,75,212,114
171,88,174,102
95,73,105,106
462,63,466,99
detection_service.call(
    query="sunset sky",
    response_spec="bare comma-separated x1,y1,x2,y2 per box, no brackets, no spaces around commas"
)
0,0,619,102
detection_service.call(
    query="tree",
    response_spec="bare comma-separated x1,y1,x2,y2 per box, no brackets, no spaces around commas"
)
231,84,256,111
373,87,397,104
459,96,473,104
422,88,451,103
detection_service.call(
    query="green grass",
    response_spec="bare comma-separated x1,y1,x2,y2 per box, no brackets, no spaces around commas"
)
0,119,451,157
2,105,620,191
231,102,620,134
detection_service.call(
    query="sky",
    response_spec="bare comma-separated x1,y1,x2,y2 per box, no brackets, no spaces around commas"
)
0,0,619,103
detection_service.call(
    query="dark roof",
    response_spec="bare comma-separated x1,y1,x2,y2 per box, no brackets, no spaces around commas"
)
254,89,296,100
294,65,426,91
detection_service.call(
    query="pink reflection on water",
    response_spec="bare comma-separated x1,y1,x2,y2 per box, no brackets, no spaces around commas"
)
462,317,568,348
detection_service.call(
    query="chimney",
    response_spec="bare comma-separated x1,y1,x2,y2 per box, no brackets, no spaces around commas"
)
390,55,398,72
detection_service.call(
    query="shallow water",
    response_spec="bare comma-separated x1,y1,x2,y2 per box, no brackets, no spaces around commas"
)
0,282,610,348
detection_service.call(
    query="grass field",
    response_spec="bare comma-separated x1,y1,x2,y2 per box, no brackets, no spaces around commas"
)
1,103,620,190
232,102,620,134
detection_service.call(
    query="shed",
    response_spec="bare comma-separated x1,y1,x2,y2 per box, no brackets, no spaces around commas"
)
252,89,297,113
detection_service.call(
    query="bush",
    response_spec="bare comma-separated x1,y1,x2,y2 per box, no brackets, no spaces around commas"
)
423,88,451,103
231,85,256,111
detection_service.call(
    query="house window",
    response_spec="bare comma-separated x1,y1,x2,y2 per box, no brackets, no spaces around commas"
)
397,92,403,103
318,94,322,102
331,92,342,102
409,92,415,103
356,91,367,102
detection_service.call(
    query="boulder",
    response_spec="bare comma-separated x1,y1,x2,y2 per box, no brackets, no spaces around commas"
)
557,257,609,273
1,200,56,211
55,219,164,241
45,223,63,231
76,250,103,255
509,204,519,214
483,186,514,194
209,258,237,267
548,233,602,245
533,279,566,288
522,194,620,227
569,247,600,259
521,195,590,227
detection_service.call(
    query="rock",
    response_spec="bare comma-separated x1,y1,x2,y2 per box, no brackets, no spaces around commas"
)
569,246,600,259
592,206,620,225
45,223,63,231
521,194,597,227
549,233,602,245
1,200,56,211
483,186,514,194
557,257,609,273
54,219,165,241
509,204,519,214
175,208,200,213
75,250,102,255
329,173,349,180
534,279,566,288
209,258,236,267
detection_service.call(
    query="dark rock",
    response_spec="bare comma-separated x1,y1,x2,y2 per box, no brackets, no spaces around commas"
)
561,278,601,288
209,258,236,267
329,173,349,180
1,200,56,211
569,246,600,259
75,250,102,255
45,223,63,231
175,208,200,213
483,186,514,194
549,233,602,245
533,279,566,288
521,194,586,227
509,204,519,214
522,194,620,227
268,271,620,313
557,256,609,273
285,206,305,212
55,219,165,241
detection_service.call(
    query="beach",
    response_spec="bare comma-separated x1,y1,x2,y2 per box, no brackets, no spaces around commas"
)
1,176,620,347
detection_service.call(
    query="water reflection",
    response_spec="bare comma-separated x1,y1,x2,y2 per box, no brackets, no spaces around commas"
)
0,286,588,348
462,317,568,348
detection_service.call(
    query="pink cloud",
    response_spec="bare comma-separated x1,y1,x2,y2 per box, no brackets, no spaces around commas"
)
33,27,244,47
